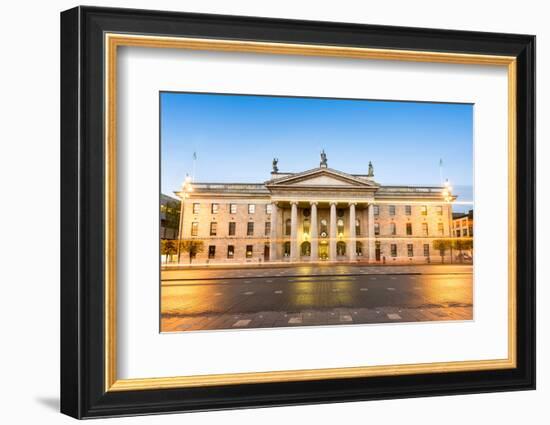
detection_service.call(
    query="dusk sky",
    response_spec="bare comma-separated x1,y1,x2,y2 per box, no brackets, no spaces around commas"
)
161,92,473,211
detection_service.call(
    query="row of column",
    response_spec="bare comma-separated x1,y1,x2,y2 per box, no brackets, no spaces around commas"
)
269,201,376,262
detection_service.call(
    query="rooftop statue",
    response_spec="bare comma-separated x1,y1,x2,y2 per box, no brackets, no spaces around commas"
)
272,157,279,173
367,161,374,177
320,149,328,167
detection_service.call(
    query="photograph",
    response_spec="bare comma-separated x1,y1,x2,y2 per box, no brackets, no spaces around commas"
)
160,92,474,332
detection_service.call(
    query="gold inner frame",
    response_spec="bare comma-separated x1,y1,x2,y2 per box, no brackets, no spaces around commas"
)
104,33,517,392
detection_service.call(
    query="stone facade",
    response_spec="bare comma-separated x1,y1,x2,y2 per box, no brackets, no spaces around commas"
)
175,166,456,264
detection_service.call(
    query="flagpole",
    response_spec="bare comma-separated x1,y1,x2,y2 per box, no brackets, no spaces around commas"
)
192,151,197,182
439,158,443,186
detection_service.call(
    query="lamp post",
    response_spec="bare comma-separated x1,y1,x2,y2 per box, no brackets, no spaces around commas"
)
176,175,193,264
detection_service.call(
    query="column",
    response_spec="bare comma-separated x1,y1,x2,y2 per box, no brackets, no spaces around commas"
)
329,202,337,261
348,202,357,261
367,202,376,261
269,201,278,262
310,202,318,261
290,201,299,261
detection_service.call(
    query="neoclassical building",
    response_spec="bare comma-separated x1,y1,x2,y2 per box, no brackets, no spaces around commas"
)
175,155,456,264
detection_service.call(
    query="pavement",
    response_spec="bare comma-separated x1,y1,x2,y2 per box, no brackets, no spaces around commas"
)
161,264,473,332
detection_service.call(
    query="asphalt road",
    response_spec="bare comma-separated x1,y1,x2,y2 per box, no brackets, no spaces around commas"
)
161,265,473,332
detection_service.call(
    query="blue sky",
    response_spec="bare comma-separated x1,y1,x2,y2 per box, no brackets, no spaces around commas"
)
161,92,473,211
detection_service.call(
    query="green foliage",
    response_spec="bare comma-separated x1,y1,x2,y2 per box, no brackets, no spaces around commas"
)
160,239,178,263
432,239,453,263
179,239,205,263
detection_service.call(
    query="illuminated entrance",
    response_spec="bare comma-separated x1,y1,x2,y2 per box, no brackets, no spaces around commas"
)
319,241,329,260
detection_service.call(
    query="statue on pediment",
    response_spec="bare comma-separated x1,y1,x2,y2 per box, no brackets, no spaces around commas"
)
320,150,328,168
367,161,374,177
272,158,279,173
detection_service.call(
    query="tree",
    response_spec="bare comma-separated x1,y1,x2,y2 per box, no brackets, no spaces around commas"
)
452,238,473,263
433,239,453,264
179,240,205,264
160,239,177,264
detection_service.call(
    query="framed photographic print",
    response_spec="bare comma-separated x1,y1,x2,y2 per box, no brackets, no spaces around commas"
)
60,6,535,419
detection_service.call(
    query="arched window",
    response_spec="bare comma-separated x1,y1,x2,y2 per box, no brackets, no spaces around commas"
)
320,219,328,237
355,219,361,236
285,218,291,236
303,218,310,234
301,241,311,256
303,208,311,217
356,241,363,256
283,241,291,256
337,241,346,256
337,218,344,236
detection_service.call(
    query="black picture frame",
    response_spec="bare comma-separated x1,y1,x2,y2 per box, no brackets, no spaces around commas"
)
61,5,535,419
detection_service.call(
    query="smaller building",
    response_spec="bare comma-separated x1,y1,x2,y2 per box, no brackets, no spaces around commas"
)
452,209,473,238
160,194,181,239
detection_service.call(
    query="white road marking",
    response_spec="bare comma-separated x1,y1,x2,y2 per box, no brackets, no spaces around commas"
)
243,291,254,295
387,287,396,291
370,277,377,280
360,288,369,292
332,288,340,292
391,277,397,280
288,317,302,324
214,292,222,296
387,313,402,320
266,279,273,283
340,315,353,322
233,319,251,327
274,290,283,294
244,280,252,283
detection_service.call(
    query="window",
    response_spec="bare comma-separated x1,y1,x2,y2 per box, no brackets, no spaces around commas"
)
248,204,255,214
246,245,253,258
462,228,468,236
374,223,380,236
407,244,414,257
405,205,412,215
228,222,236,236
285,218,291,236
423,244,430,257
247,222,254,236
422,222,429,236
436,205,443,215
192,203,200,214
229,203,237,214
456,230,461,238
438,222,444,236
265,204,272,215
191,222,198,236
320,219,328,236
355,219,361,236
468,226,473,236
406,222,412,235
303,208,311,217
390,222,396,235
337,208,345,218
265,222,271,236
373,205,379,216
209,222,217,236
301,241,311,256
421,205,428,216
391,244,397,257
389,205,396,216
227,245,234,258
211,203,219,214
337,218,344,236
303,218,310,234
356,241,363,256
208,245,216,259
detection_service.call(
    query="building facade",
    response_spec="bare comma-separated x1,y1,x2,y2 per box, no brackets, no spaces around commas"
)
160,194,181,239
452,209,474,238
175,161,456,264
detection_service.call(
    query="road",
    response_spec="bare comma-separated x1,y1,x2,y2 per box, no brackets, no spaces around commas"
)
161,264,473,332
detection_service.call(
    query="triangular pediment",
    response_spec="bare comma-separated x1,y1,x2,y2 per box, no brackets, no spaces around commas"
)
267,167,377,189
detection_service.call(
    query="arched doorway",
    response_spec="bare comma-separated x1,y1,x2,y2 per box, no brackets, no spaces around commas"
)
356,241,363,257
301,241,311,257
337,241,346,256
